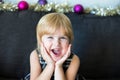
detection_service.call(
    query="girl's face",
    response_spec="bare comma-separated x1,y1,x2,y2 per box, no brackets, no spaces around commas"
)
41,28,70,61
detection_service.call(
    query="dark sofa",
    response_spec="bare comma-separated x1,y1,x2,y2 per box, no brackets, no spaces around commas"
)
0,10,120,80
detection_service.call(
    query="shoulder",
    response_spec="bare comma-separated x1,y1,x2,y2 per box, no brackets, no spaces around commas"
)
65,53,80,79
67,53,80,70
68,53,80,72
30,50,40,64
72,54,80,66
30,50,42,72
30,50,42,80
30,50,38,58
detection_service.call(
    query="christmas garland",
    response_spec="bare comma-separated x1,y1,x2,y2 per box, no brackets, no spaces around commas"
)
0,0,120,16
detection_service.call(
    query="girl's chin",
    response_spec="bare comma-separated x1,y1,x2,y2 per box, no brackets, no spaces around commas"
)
52,57,61,62
51,55,62,62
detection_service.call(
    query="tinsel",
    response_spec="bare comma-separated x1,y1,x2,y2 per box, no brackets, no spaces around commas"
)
85,7,120,16
0,2,120,16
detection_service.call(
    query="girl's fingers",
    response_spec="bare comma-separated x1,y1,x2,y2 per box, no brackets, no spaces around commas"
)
40,42,54,64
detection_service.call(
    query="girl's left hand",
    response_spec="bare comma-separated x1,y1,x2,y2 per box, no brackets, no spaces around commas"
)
55,44,71,67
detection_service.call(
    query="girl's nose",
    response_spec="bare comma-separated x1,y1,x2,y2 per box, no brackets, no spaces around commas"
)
54,38,60,46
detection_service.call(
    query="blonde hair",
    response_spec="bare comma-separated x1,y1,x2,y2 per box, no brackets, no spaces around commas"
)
36,13,74,47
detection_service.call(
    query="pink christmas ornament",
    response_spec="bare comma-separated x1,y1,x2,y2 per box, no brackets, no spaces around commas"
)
74,4,84,14
18,1,29,11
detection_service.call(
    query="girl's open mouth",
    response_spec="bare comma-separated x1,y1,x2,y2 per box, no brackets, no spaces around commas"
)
51,49,61,56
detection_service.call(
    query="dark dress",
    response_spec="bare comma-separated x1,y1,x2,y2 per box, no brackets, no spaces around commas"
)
24,50,80,80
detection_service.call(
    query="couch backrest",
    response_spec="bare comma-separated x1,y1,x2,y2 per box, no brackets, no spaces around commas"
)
0,10,120,79
70,14,120,79
0,11,38,79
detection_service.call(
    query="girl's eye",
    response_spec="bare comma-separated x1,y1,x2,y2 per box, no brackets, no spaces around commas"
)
47,36,53,39
60,36,69,41
60,37,67,39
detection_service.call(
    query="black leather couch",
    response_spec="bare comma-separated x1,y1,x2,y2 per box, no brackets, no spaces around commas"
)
0,10,120,80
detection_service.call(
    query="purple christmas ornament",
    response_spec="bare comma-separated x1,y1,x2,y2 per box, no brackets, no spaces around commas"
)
18,1,29,11
74,4,84,14
0,0,2,2
38,0,47,5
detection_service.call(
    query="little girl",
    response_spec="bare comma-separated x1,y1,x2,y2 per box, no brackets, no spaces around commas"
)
25,12,80,80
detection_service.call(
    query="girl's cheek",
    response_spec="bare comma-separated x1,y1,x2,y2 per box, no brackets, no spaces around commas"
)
44,41,52,49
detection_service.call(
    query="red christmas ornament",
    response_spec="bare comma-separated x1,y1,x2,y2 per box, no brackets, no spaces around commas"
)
18,1,29,11
74,4,84,14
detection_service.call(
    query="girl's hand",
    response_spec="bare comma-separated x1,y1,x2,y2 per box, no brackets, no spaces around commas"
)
55,44,71,67
40,43,55,65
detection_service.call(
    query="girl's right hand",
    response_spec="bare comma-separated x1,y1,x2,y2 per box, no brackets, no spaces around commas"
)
40,43,55,65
